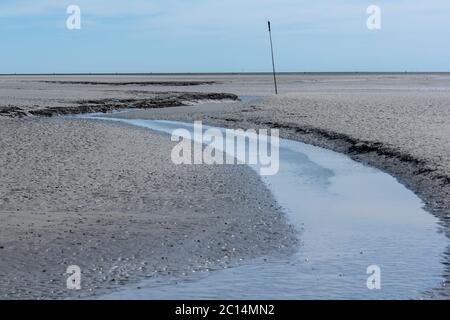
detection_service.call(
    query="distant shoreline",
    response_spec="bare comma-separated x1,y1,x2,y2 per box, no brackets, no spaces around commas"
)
1,71,450,76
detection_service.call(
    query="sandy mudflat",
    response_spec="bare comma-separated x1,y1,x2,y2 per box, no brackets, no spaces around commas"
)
106,73,450,297
136,90,450,212
110,75,450,218
0,117,296,299
110,74,450,217
1,73,450,298
0,76,237,117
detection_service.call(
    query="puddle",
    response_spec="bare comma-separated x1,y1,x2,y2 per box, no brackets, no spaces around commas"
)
79,117,447,299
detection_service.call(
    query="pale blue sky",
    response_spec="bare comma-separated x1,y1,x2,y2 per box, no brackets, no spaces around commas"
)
0,0,449,73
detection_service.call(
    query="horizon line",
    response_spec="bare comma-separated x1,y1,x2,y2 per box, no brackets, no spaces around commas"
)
1,71,450,76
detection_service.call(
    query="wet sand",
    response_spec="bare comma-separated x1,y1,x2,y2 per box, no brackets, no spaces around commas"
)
108,75,450,232
1,73,449,299
0,117,296,299
103,74,450,298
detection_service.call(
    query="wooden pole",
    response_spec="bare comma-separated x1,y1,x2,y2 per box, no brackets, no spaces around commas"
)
268,21,278,94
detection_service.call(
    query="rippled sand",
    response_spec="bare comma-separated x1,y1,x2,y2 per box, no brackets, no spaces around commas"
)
0,117,296,299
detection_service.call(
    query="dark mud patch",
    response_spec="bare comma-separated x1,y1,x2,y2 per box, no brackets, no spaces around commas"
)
0,92,239,118
36,81,218,86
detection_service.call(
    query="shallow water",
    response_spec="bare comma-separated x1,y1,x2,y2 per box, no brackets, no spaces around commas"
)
82,117,448,299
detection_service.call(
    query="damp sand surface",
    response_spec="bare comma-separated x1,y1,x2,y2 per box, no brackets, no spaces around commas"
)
0,117,296,299
86,119,447,300
1,73,450,298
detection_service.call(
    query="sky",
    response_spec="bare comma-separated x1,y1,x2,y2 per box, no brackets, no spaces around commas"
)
0,0,449,73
